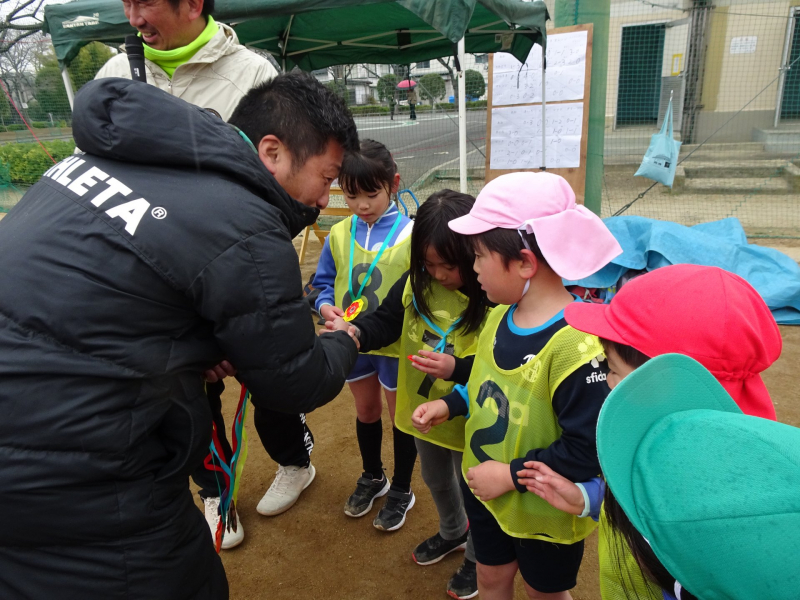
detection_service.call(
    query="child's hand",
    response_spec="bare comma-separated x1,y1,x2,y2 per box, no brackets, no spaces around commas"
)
411,399,450,434
409,350,456,379
319,318,360,349
319,304,344,322
204,360,236,383
516,461,585,515
325,317,351,333
466,460,515,501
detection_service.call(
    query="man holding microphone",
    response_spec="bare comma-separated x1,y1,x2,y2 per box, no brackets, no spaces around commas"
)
96,0,325,549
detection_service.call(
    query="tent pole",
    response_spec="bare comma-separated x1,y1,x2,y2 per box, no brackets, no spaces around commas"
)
457,37,467,193
541,51,546,170
61,67,75,112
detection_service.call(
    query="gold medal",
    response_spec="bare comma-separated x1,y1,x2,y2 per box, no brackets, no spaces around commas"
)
343,298,365,322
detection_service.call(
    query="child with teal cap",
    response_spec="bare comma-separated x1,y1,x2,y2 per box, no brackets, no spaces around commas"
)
597,353,800,600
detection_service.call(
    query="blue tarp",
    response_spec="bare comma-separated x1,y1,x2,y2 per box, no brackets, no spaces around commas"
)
568,216,800,325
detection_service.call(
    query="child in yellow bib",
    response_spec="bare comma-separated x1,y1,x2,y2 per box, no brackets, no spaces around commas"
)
515,265,782,600
326,190,491,599
412,172,622,600
313,140,415,531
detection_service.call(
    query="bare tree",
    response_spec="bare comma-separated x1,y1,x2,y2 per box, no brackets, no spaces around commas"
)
0,28,46,121
0,0,47,55
436,57,457,103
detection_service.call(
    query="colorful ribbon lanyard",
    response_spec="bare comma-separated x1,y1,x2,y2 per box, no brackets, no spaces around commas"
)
412,294,461,353
343,211,403,320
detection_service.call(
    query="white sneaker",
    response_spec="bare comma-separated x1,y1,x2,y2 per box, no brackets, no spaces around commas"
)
203,496,244,550
257,463,316,516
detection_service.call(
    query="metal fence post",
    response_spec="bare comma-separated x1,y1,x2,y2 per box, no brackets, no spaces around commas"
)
554,0,609,215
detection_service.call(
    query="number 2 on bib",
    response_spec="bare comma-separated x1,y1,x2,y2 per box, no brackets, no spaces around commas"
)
469,381,510,463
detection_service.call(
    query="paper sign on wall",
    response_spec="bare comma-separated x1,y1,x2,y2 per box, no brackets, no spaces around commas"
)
491,30,588,105
490,103,584,170
730,36,757,54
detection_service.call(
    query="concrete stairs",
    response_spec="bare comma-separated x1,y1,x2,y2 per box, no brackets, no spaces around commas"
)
671,127,800,194
674,159,800,195
752,126,800,155
677,142,773,162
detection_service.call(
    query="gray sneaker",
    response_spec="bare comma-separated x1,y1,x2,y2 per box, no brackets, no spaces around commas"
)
447,558,478,600
373,489,415,532
412,531,469,566
344,475,390,517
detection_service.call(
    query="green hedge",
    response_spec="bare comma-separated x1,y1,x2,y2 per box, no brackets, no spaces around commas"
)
0,139,77,185
348,101,486,116
349,105,390,116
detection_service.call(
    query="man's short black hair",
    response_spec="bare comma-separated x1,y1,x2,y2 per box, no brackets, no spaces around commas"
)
228,72,359,167
166,0,214,17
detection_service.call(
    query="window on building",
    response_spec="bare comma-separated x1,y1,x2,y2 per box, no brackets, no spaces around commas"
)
474,54,489,64
417,60,430,68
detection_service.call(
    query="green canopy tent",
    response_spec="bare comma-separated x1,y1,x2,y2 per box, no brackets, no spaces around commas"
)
43,0,548,191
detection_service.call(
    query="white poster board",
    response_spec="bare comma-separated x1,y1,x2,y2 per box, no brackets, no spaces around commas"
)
490,103,584,169
491,30,588,105
485,24,593,200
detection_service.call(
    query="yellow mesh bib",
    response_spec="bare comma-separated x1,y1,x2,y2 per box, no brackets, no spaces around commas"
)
395,278,489,451
462,305,601,542
329,216,410,357
598,506,663,599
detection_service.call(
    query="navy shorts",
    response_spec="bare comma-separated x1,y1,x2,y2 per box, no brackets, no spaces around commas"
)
346,354,399,391
460,477,585,593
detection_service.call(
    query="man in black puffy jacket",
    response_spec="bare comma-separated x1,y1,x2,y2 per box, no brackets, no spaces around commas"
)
0,75,358,599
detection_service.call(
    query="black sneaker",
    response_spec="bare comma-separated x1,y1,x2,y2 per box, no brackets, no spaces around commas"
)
344,475,390,517
373,489,415,531
412,531,469,566
447,558,478,600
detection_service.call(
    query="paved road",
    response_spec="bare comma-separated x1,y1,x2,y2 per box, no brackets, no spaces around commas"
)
3,111,489,191
352,109,487,187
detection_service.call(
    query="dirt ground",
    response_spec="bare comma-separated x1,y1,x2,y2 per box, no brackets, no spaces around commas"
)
197,235,800,600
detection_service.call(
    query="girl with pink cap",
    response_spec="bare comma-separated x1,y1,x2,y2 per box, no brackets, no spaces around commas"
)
516,264,782,600
412,172,622,600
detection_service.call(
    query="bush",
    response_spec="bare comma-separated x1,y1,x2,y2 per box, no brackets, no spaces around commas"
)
419,73,446,104
0,139,76,185
348,105,389,116
31,122,50,129
377,74,398,102
5,124,26,132
466,100,488,108
465,70,486,99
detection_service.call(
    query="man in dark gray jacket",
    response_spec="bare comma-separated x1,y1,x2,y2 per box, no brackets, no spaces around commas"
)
0,74,358,599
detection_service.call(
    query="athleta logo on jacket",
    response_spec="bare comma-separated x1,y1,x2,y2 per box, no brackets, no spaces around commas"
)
43,155,165,236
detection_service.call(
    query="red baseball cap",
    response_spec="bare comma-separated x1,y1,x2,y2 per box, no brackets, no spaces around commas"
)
565,264,781,420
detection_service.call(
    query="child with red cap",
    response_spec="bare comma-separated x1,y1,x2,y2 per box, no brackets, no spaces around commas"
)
412,172,622,600
517,263,782,600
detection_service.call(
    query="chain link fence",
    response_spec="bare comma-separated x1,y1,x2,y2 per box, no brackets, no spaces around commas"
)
599,0,800,239
3,1,800,241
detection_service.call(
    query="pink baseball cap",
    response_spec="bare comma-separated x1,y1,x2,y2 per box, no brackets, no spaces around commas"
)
448,172,622,280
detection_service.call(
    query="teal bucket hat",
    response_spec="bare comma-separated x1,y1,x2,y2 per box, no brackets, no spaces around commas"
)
598,353,800,599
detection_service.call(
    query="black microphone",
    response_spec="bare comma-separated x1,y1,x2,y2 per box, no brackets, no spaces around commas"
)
125,35,147,82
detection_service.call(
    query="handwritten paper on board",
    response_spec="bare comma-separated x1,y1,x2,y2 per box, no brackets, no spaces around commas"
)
490,103,584,170
492,30,588,105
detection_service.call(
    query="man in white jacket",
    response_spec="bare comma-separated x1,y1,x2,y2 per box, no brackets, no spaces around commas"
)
96,0,321,549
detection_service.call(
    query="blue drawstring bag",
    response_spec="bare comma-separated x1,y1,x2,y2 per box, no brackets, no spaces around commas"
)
635,98,682,187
